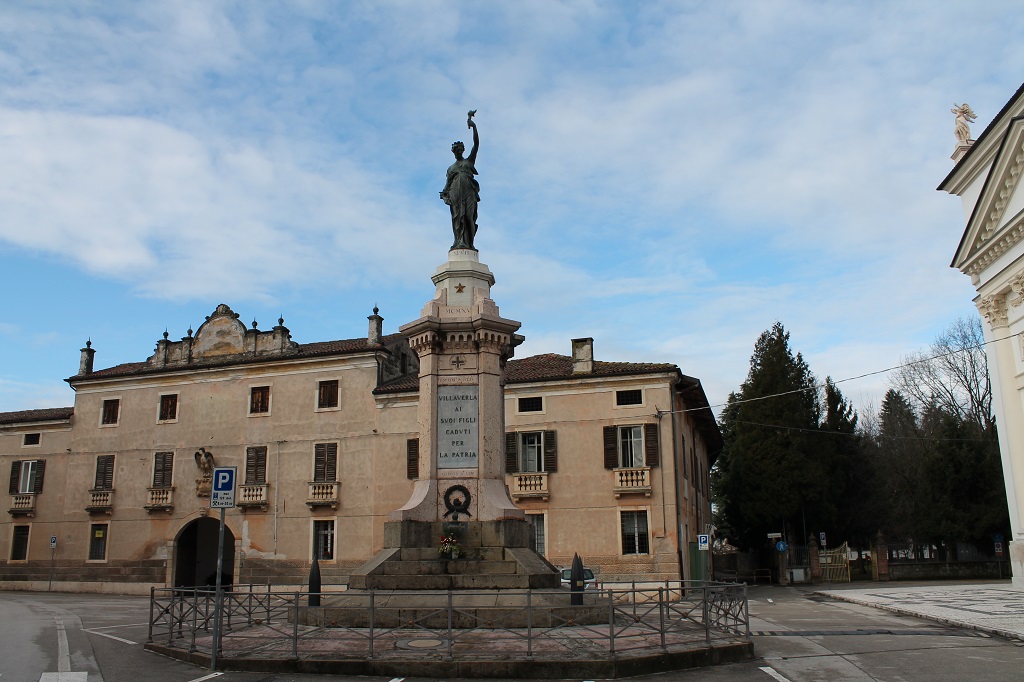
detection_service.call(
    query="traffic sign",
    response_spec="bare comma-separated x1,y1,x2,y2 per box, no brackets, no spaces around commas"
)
776,540,787,552
767,532,782,539
50,535,57,549
697,534,710,551
819,532,827,546
211,466,236,509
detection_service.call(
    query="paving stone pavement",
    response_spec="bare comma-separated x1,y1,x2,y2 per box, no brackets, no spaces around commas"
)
817,582,1024,640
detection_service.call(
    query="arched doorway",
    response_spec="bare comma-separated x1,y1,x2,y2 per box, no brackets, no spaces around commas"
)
174,517,235,588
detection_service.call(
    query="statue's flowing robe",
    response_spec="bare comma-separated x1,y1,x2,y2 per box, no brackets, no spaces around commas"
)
443,159,480,249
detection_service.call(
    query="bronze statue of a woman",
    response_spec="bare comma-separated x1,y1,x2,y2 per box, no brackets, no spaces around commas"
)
440,111,480,250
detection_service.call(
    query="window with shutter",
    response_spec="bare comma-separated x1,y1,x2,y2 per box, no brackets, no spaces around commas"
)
543,430,558,472
9,461,22,495
519,432,544,472
618,426,644,467
314,443,338,482
10,526,29,561
153,452,174,488
505,432,518,473
32,460,45,494
317,380,339,409
407,438,419,479
644,423,660,467
101,399,120,425
249,386,270,414
158,394,178,421
88,524,108,561
620,511,650,555
245,446,268,485
94,455,114,490
603,426,618,469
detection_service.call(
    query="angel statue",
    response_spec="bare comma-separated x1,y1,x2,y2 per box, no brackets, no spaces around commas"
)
440,110,481,250
951,103,977,146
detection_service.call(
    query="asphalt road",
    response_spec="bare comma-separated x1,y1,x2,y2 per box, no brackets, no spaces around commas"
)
1,585,1022,681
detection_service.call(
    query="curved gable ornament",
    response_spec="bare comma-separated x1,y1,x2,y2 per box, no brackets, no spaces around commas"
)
192,304,248,359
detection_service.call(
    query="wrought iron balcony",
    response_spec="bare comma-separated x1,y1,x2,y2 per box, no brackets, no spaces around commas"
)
613,467,652,497
86,488,115,514
8,494,35,517
144,487,174,513
237,483,270,512
509,472,549,501
306,481,339,509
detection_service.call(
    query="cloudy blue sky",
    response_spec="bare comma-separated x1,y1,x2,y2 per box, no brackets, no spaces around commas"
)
0,1,1020,416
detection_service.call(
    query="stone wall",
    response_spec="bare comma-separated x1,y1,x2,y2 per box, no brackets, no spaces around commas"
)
0,559,165,584
888,560,1011,580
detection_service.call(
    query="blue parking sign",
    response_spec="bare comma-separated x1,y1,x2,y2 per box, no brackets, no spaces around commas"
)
211,466,236,509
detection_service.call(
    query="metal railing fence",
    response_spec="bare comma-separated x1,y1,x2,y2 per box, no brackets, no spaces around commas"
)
148,580,749,665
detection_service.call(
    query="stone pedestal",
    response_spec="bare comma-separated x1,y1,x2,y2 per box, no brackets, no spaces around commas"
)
351,248,558,590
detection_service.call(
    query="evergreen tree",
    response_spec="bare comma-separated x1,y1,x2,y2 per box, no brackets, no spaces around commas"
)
819,377,873,545
713,322,823,548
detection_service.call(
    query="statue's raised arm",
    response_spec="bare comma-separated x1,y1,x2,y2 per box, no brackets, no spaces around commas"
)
440,110,481,250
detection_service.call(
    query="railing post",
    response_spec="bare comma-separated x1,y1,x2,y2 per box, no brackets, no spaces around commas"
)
608,588,616,654
704,584,711,645
658,587,666,650
445,589,454,661
292,592,299,660
743,583,751,639
167,590,176,645
189,590,199,653
368,589,375,659
526,589,533,660
147,587,155,643
266,583,272,624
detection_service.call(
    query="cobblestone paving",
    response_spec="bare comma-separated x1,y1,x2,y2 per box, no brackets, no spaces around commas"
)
818,584,1024,640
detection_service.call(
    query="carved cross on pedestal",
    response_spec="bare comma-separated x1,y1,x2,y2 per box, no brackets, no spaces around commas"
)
451,356,466,369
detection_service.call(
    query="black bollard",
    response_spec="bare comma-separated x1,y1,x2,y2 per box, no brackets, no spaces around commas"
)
570,552,585,606
308,558,321,607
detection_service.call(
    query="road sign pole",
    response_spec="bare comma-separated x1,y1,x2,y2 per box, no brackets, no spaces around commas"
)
211,505,226,671
48,546,54,592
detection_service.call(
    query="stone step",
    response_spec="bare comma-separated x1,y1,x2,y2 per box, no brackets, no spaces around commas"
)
381,560,519,576
399,547,506,562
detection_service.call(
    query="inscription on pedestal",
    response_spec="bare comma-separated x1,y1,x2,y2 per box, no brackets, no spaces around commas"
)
437,385,479,469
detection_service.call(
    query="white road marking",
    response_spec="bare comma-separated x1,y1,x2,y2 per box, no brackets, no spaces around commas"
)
388,678,405,682
186,674,224,682
83,629,137,645
759,666,791,682
55,617,71,672
83,623,148,631
39,674,88,681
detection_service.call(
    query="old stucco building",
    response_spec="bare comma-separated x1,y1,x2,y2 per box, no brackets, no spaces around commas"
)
943,82,1024,587
1,304,719,593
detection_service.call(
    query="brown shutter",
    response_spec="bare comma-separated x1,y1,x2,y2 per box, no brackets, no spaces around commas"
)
543,430,558,472
246,447,267,485
645,423,660,467
505,432,518,473
325,443,337,482
153,452,173,488
406,438,419,479
95,455,114,490
603,426,618,469
33,460,46,494
314,443,327,482
9,461,21,495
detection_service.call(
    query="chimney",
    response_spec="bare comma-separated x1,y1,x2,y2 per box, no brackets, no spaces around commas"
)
368,306,383,345
79,340,95,375
571,337,593,374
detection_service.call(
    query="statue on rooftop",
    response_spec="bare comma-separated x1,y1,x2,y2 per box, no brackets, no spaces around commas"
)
951,103,977,146
440,110,480,250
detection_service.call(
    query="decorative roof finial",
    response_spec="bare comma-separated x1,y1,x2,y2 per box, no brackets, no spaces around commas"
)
373,305,380,315
278,315,284,326
187,325,193,337
252,319,258,329
163,329,169,340
86,338,92,348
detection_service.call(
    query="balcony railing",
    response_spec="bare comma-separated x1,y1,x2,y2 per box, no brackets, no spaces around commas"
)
307,481,340,509
86,488,115,514
145,487,174,513
238,483,270,512
509,472,549,500
8,494,36,517
613,467,652,497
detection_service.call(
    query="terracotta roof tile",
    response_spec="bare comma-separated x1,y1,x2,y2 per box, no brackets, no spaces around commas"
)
506,354,678,383
0,407,74,425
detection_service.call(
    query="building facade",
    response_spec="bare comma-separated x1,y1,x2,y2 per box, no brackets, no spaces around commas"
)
1,304,719,593
943,82,1024,587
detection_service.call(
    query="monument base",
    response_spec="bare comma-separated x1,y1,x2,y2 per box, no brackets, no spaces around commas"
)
348,520,559,590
